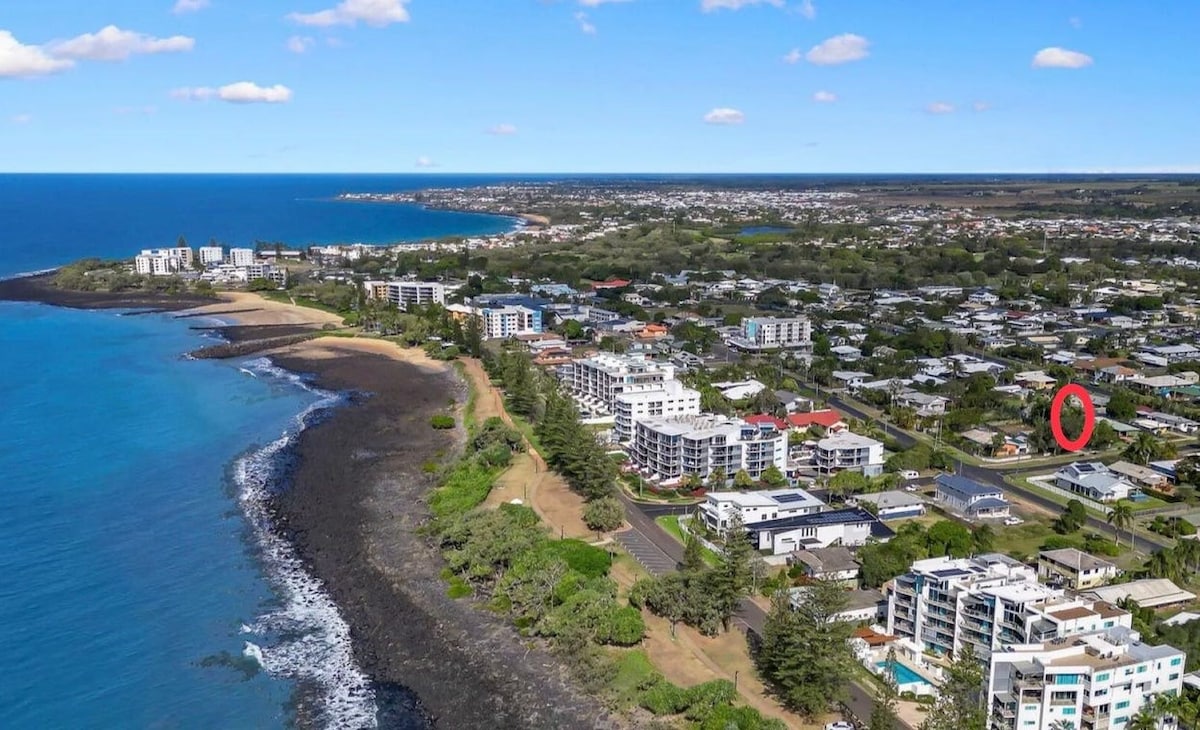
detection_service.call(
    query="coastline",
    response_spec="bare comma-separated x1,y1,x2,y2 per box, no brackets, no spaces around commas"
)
264,337,617,729
0,271,220,311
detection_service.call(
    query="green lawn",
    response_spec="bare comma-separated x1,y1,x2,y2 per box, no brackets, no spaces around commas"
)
654,515,720,566
609,650,658,707
991,518,1059,560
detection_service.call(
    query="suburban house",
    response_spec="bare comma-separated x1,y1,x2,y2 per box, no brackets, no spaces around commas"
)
747,507,893,555
1037,548,1120,590
934,474,1011,520
785,409,847,433
1014,370,1058,391
1085,578,1198,610
791,586,882,624
831,370,872,390
1054,462,1138,503
700,488,824,533
852,490,926,521
1107,460,1172,491
788,546,861,585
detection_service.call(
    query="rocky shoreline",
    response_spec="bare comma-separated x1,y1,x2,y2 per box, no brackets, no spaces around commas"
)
0,272,220,311
266,342,619,729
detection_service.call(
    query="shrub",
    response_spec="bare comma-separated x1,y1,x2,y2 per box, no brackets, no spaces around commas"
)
445,577,472,599
598,606,646,646
639,679,689,715
699,705,788,730
430,414,456,429
682,680,736,720
538,539,611,579
583,497,625,532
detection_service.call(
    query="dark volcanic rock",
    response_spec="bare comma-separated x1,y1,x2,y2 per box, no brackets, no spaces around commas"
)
269,346,619,730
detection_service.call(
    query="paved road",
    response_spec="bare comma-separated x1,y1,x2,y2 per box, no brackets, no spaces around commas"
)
615,528,678,576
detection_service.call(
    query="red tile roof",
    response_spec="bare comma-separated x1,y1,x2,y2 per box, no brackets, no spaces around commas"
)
591,278,631,289
744,414,788,430
786,409,846,429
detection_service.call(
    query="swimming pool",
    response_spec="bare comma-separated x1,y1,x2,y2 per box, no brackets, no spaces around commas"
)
877,660,927,686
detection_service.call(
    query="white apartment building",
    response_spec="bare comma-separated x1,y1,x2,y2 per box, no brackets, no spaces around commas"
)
198,246,225,266
814,432,885,475
887,555,1132,663
479,305,542,340
700,488,824,532
133,247,193,276
567,353,677,411
385,281,446,311
988,628,1185,730
740,316,812,349
229,248,256,268
630,414,787,484
613,379,701,442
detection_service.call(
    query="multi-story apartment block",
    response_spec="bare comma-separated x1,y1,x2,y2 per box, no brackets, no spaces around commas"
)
613,379,701,442
700,488,824,532
229,247,256,268
198,246,225,266
630,415,787,484
479,305,542,340
988,628,1185,730
133,247,193,276
567,353,677,410
814,432,885,475
384,281,446,311
740,316,812,349
887,555,1132,663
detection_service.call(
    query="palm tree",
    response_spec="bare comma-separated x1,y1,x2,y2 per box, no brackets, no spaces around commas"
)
1127,708,1159,730
1123,432,1162,466
1145,549,1184,583
1107,500,1135,549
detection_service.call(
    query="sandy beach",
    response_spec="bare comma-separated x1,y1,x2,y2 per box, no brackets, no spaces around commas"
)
182,292,346,327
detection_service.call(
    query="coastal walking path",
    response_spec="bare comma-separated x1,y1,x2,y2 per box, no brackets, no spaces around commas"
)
461,358,592,540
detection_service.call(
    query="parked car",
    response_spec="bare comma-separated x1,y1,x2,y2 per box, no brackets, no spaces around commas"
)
1004,516,1024,526
899,470,920,480
825,722,855,730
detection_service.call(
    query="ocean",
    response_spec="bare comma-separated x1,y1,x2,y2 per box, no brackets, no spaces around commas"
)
0,175,520,728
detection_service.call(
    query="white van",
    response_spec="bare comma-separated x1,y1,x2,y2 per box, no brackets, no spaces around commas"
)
899,470,920,481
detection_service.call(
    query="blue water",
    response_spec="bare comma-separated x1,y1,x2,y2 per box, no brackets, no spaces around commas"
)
877,660,929,687
0,174,522,277
739,225,793,235
0,175,537,728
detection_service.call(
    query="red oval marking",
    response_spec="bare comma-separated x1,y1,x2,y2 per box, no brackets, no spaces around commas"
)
1050,383,1095,452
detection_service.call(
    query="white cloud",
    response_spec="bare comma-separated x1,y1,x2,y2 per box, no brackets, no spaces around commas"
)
0,30,75,78
172,81,293,104
172,0,210,14
10,113,32,124
486,123,518,135
574,12,597,34
287,35,315,53
805,33,870,65
812,90,836,103
49,26,194,61
289,0,410,27
703,107,744,125
415,156,437,168
1032,46,1093,69
926,101,955,114
782,48,802,64
700,0,783,12
797,0,816,20
972,101,990,112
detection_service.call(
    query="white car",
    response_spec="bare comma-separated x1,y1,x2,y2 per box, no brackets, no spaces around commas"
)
1004,516,1024,526
899,470,920,480
825,723,855,730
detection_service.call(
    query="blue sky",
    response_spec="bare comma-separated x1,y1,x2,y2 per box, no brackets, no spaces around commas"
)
1,0,1197,173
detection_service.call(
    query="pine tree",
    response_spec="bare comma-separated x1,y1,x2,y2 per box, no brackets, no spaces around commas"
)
919,645,986,730
869,648,901,730
756,580,854,718
712,513,754,629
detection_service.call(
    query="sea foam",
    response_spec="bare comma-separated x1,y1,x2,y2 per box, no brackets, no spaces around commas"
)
235,358,378,729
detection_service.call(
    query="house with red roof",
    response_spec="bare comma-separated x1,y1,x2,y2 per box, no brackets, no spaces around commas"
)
743,414,788,431
785,409,847,432
591,278,632,290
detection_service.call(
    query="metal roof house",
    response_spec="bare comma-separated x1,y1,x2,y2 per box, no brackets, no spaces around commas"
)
935,474,1011,521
